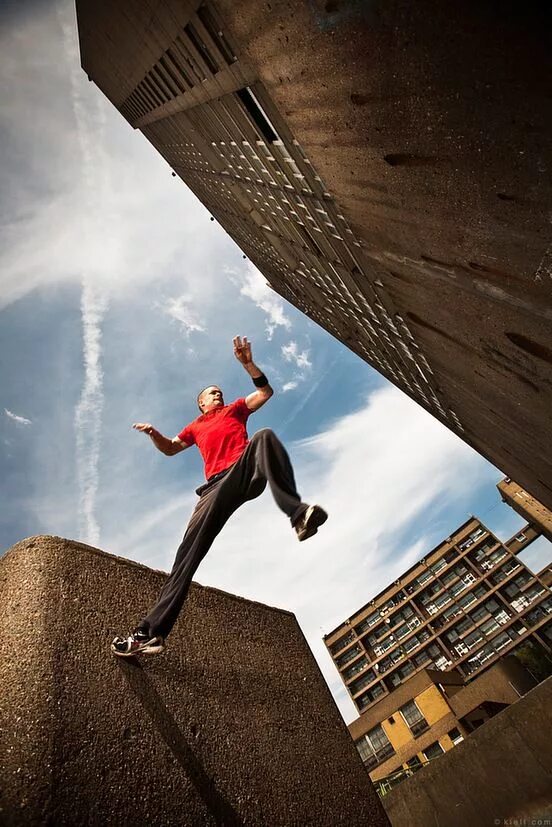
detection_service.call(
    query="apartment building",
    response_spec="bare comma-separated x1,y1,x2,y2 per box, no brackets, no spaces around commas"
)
349,656,536,788
76,1,552,512
324,518,551,716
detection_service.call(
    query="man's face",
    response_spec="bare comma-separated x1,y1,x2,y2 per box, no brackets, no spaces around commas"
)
199,386,224,413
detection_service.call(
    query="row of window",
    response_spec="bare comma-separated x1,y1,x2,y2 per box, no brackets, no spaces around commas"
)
120,3,238,122
332,531,489,652
339,566,540,694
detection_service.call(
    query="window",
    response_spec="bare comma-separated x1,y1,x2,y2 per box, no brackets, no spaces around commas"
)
237,88,279,143
455,616,473,635
336,644,361,669
395,623,412,640
197,3,238,64
448,727,464,745
470,605,488,624
441,605,462,624
423,741,445,761
329,630,355,655
400,700,429,736
355,613,378,635
342,657,369,681
464,630,484,650
184,22,219,74
456,588,477,608
357,683,385,710
480,617,500,636
430,558,447,574
515,533,526,543
350,670,376,695
356,724,395,770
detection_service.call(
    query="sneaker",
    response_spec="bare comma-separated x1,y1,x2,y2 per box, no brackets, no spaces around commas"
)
111,629,165,657
295,504,328,542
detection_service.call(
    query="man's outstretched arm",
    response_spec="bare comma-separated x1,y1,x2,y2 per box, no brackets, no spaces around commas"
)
233,335,274,412
133,423,191,456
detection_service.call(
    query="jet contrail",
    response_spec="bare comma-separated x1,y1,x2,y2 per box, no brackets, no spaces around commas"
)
59,3,111,545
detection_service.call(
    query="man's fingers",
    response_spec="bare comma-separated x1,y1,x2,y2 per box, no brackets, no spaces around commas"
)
133,423,152,432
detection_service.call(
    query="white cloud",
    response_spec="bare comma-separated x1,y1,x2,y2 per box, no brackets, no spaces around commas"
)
282,381,299,393
281,340,312,369
158,295,206,337
4,408,32,426
230,262,291,340
0,2,219,312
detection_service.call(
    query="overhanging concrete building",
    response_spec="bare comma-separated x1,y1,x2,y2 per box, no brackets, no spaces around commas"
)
324,517,552,716
498,478,552,543
76,1,552,510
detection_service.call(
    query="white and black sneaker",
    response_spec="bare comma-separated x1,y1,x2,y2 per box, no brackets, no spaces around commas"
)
295,505,328,542
111,628,165,658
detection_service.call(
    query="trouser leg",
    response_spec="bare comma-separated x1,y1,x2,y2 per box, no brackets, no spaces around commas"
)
241,428,308,526
139,430,305,639
140,481,242,639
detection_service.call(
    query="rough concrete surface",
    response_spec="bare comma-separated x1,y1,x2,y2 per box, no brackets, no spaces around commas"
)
214,0,552,511
382,675,552,827
0,536,389,827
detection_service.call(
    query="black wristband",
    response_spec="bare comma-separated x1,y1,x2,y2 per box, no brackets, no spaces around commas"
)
252,373,269,388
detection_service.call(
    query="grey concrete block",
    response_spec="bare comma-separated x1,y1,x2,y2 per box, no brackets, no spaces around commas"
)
0,536,389,827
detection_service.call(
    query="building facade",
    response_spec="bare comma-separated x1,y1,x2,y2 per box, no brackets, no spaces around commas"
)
498,478,552,544
349,656,536,788
324,518,552,716
76,0,552,512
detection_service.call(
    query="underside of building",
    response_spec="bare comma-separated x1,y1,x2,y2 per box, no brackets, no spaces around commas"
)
76,1,552,509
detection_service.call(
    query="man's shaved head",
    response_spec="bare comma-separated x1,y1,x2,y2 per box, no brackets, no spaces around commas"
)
197,385,223,412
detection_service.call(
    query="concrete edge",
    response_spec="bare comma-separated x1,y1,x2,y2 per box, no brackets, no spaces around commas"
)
0,535,297,618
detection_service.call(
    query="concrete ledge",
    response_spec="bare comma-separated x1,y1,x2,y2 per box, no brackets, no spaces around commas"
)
0,536,389,826
382,675,552,827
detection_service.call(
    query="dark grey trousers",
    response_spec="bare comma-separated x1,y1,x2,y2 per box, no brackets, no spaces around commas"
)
140,429,308,639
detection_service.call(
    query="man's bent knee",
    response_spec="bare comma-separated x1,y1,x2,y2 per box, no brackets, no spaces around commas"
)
251,428,276,443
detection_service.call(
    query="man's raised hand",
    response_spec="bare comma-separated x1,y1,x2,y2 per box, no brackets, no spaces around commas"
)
133,422,154,435
233,335,252,365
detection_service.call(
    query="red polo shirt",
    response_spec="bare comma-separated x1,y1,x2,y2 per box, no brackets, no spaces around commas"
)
177,398,251,479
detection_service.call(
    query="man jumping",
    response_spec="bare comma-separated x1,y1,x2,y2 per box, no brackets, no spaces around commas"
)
111,336,327,657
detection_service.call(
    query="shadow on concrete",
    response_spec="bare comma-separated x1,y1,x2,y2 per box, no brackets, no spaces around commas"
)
117,658,243,827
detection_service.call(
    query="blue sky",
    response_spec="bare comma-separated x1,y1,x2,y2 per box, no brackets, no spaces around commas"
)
1,0,550,723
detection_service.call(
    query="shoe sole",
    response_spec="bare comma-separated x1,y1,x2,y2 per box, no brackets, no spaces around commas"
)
297,505,328,542
110,642,165,658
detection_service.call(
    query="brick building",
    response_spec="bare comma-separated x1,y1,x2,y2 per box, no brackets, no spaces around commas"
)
324,518,551,716
76,1,552,511
349,656,536,789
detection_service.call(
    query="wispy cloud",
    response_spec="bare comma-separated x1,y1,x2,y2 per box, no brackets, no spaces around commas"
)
158,295,206,337
281,340,312,369
4,408,32,426
282,381,299,393
74,284,108,545
60,7,110,546
230,262,291,340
